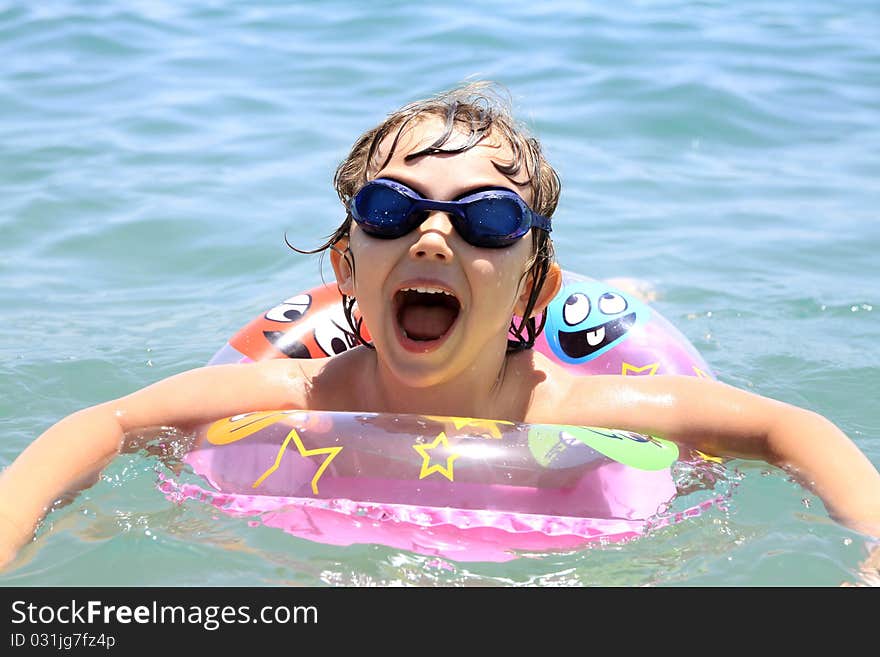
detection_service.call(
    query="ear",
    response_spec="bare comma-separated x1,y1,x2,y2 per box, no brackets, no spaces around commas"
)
329,238,355,296
514,262,562,318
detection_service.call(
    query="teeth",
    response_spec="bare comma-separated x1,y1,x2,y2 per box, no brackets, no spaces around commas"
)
401,286,454,296
586,326,605,347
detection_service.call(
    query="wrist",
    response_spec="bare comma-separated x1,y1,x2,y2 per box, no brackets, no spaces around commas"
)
0,511,33,546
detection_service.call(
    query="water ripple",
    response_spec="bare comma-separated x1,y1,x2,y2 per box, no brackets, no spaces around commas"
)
2,0,879,587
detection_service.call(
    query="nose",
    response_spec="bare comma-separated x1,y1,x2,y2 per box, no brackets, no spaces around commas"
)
409,211,454,261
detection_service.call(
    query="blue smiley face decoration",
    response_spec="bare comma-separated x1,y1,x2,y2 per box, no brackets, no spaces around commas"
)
545,277,652,365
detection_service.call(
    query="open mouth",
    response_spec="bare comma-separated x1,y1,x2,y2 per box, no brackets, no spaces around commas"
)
393,286,461,350
557,312,636,359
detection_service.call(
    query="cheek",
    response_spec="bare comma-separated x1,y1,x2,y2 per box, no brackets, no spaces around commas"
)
471,244,532,300
348,227,375,260
348,231,396,287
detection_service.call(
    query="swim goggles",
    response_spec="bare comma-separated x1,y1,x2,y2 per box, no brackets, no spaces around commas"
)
349,178,552,248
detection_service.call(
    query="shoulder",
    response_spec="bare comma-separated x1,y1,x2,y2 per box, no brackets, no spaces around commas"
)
286,347,377,411
503,350,602,422
528,367,781,429
511,350,730,425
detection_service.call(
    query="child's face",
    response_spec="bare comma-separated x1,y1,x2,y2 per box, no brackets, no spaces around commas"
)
334,116,539,388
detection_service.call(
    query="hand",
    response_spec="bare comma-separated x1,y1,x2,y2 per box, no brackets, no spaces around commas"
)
841,542,880,587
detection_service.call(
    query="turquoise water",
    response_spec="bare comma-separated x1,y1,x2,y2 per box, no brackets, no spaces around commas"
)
2,0,879,586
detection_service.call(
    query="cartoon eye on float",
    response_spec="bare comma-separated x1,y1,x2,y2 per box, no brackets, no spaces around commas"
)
259,295,316,358
563,293,591,326
546,280,651,364
597,292,627,315
264,294,312,323
313,302,359,356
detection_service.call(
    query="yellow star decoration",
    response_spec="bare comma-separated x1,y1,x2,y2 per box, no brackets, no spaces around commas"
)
413,432,460,481
423,416,512,439
251,427,342,495
694,449,723,464
621,361,659,376
693,366,710,378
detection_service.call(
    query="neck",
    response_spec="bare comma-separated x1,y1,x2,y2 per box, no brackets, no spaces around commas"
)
366,339,511,419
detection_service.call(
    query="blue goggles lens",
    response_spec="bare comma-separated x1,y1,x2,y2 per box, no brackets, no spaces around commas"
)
350,178,552,248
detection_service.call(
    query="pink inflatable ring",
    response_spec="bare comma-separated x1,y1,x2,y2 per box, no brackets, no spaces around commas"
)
162,272,719,562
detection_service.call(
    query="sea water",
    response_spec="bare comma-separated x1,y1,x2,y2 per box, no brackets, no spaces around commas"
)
1,0,878,586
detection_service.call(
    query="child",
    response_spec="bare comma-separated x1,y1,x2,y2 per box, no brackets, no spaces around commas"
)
1,81,879,572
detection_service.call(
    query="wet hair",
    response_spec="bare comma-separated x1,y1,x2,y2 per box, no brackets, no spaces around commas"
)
297,80,560,352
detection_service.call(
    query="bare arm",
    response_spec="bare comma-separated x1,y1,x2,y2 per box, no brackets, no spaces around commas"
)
0,359,312,567
556,375,880,537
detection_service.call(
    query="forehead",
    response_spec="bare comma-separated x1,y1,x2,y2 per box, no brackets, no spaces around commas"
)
371,115,530,200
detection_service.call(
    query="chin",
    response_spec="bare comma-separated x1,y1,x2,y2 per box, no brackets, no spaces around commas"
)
375,342,463,391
